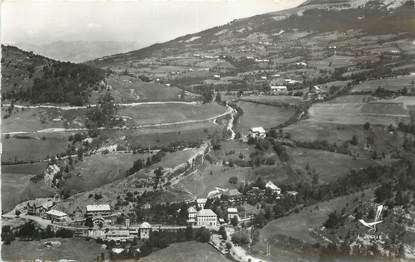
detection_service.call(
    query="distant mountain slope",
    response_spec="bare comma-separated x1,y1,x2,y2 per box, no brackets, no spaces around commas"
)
87,0,413,70
15,41,141,63
1,45,105,105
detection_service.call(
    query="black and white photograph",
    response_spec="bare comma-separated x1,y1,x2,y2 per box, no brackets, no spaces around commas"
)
1,0,415,261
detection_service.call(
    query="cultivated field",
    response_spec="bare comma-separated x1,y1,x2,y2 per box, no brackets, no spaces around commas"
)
1,238,107,261
306,101,410,126
140,241,231,262
351,75,415,93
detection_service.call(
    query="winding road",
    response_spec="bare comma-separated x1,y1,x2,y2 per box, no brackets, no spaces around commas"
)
2,101,233,135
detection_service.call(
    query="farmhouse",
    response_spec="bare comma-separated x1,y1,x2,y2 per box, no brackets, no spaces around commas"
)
270,85,288,95
86,204,112,217
265,181,281,195
249,127,266,139
196,209,218,227
45,209,69,223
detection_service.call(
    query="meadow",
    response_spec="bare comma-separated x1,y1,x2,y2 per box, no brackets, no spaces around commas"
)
62,152,147,194
2,133,70,163
239,95,303,106
118,103,226,127
252,190,374,262
104,74,185,103
351,75,415,93
236,101,296,135
140,241,231,262
1,238,107,261
2,163,55,212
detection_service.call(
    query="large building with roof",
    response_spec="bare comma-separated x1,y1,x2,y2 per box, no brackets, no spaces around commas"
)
196,209,217,227
86,204,112,217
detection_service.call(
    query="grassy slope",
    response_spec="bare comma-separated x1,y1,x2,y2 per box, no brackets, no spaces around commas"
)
252,189,374,262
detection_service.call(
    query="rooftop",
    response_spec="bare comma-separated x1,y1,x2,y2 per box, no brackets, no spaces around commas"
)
140,222,151,228
197,209,217,217
188,206,197,213
227,207,238,213
86,204,111,212
46,209,68,217
250,127,266,133
196,198,207,204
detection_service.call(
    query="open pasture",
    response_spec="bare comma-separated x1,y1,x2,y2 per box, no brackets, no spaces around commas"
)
237,101,296,134
62,152,146,194
1,107,87,133
140,241,231,262
2,162,49,212
285,121,413,157
252,190,374,262
239,95,303,106
105,74,185,103
2,163,56,212
2,133,70,163
1,238,107,262
118,102,226,127
287,147,377,185
107,121,224,148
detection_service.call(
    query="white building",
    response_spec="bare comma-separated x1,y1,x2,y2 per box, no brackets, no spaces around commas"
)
265,181,281,195
270,85,288,95
227,207,239,222
187,206,197,225
45,209,68,223
196,209,217,227
140,222,151,239
196,198,207,210
86,204,112,217
249,127,266,139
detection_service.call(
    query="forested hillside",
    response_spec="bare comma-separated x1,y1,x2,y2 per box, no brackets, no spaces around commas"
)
1,45,105,105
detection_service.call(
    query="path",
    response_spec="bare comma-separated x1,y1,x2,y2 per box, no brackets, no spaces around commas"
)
2,101,198,111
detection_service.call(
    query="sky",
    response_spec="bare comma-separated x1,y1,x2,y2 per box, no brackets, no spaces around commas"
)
1,0,305,47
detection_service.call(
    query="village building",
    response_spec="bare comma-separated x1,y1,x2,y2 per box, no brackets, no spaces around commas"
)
196,198,207,210
187,206,197,225
227,207,239,222
27,200,54,216
140,222,151,239
45,209,69,223
270,85,288,95
265,181,282,195
196,209,218,227
86,204,112,217
249,127,266,139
